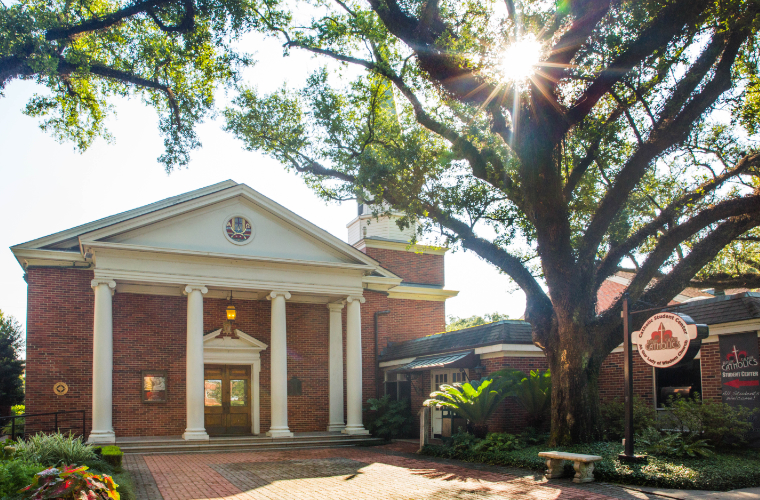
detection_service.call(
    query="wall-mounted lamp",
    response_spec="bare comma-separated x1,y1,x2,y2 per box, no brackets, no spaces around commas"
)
226,304,237,321
473,365,485,379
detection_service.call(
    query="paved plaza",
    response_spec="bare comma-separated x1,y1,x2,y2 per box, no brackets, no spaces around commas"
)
123,442,667,500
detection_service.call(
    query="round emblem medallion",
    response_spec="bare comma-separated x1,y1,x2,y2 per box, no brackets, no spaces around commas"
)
224,215,254,245
53,382,69,396
634,313,692,368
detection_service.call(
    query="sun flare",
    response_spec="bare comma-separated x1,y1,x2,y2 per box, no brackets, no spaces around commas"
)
499,36,543,82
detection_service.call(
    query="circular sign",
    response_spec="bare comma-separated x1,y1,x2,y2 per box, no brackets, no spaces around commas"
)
53,382,69,396
224,215,254,245
634,313,694,368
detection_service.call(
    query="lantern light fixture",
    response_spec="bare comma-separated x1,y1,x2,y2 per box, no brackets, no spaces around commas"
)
226,291,237,321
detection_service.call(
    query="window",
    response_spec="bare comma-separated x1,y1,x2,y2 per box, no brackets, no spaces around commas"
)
655,358,702,408
452,371,464,383
435,373,448,386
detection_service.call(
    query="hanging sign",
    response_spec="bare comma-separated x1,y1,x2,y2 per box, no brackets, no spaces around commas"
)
632,312,708,368
720,332,760,433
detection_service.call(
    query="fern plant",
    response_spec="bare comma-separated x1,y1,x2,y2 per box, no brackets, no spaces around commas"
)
424,377,515,436
639,428,714,459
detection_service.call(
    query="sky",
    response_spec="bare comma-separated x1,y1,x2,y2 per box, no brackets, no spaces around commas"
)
0,34,527,336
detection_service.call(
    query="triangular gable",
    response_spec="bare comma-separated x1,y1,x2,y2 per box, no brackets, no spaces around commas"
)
204,329,268,351
13,181,398,277
13,180,237,252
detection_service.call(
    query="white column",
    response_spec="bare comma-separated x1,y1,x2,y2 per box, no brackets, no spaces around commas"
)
327,302,345,432
343,296,369,435
89,279,116,444
183,285,209,441
267,291,293,438
252,358,261,435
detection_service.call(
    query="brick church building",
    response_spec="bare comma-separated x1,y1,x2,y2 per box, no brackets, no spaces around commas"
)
11,181,457,443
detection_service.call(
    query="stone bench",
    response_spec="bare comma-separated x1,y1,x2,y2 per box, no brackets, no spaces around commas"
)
538,451,603,483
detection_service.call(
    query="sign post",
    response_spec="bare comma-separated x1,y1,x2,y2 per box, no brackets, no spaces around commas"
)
618,300,708,463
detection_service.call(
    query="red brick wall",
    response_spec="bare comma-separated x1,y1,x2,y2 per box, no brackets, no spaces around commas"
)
363,247,444,286
26,267,446,436
362,291,446,401
112,293,187,436
598,351,655,406
25,267,95,436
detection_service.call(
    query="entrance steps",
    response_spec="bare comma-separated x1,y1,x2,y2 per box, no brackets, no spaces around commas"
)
116,432,382,455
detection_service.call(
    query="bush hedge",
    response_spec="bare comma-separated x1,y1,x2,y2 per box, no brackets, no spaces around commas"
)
420,441,760,491
100,446,124,468
0,460,45,499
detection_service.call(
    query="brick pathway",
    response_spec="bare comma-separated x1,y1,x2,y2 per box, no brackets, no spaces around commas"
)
123,443,656,500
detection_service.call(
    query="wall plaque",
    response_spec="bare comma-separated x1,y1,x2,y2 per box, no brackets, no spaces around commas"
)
53,382,68,396
142,370,168,403
720,332,760,434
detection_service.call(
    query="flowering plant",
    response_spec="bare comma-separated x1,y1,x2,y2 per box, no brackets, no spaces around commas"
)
18,464,120,499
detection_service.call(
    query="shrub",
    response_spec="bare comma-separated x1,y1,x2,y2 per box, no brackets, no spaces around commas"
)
601,396,657,441
420,441,760,490
449,429,480,454
639,428,713,459
518,427,548,446
17,464,120,499
0,459,45,498
662,395,757,448
473,432,522,454
364,395,413,441
100,446,123,468
424,377,516,436
13,433,96,467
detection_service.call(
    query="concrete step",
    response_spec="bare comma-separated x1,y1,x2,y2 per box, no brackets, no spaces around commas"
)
118,435,383,455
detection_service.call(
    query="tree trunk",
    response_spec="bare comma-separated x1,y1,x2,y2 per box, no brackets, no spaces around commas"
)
545,321,603,446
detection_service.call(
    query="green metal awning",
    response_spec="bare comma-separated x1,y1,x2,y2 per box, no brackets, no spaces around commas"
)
389,350,476,372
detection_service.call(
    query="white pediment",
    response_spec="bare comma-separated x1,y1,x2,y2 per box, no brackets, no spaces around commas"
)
97,196,352,264
203,329,267,364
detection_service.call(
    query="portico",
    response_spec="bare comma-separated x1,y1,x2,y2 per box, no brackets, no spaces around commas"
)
12,181,456,443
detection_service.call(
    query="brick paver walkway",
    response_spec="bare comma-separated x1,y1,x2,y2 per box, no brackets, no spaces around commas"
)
123,443,659,500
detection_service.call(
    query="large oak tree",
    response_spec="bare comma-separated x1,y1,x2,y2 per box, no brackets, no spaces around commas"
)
3,0,760,444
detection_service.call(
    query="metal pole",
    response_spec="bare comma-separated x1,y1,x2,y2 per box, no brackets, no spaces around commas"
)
623,293,634,457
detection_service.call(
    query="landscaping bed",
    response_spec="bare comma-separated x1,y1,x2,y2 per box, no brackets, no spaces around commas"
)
420,441,760,491
0,434,135,499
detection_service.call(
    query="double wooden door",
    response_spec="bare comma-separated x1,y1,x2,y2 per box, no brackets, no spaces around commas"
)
204,365,251,435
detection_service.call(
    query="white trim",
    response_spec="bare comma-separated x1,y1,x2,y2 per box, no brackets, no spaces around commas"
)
12,248,88,269
387,285,459,302
379,357,417,368
94,269,365,297
82,241,376,272
352,238,448,255
474,343,543,354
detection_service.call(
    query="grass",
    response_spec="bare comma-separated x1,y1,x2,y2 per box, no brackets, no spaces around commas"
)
420,441,760,491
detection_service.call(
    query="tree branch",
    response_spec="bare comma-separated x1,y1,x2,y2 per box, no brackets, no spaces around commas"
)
595,152,760,285
565,0,709,129
689,273,760,289
45,0,181,40
576,26,748,271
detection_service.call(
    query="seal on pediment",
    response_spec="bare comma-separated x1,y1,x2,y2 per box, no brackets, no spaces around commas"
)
224,215,254,245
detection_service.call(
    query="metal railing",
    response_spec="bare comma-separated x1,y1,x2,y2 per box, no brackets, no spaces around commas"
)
0,410,86,441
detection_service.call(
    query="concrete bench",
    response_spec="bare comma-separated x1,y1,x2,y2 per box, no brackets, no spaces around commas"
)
538,451,603,483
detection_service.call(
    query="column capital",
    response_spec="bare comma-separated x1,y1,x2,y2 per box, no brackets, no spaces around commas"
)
327,302,345,311
184,285,208,295
91,279,116,290
268,291,291,300
346,295,365,304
